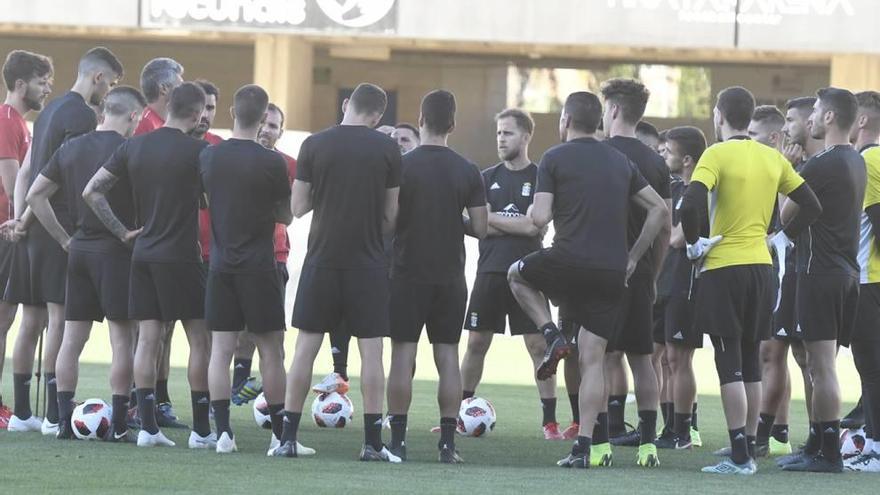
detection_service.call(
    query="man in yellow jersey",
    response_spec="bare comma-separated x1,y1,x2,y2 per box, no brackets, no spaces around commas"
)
679,86,821,475
780,88,865,474
841,91,880,472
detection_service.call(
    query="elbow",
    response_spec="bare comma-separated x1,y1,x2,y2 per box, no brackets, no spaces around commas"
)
82,188,98,208
474,224,488,240
25,190,37,208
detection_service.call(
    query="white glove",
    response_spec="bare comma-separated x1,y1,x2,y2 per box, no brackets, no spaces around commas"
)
686,235,723,261
768,230,794,254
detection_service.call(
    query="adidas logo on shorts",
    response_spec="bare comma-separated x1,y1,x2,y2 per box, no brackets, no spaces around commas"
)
673,331,683,340
777,328,788,337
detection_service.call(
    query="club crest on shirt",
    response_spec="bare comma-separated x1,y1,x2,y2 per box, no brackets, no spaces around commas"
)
521,182,532,196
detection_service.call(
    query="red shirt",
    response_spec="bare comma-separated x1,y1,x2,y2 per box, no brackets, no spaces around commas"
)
0,104,31,222
199,132,223,261
273,151,296,264
134,106,165,136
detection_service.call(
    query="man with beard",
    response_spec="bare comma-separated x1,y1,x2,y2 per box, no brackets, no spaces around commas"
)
0,50,53,429
5,47,122,434
458,108,556,438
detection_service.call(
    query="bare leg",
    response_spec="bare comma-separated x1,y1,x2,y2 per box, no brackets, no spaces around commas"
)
460,331,492,394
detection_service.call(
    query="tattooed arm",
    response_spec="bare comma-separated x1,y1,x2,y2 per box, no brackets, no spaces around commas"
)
83,167,139,244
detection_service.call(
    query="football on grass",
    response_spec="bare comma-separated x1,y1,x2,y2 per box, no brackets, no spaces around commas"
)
252,392,272,430
311,391,354,428
458,397,496,437
71,398,112,440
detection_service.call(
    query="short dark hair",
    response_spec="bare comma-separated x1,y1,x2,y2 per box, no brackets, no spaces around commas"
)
856,91,880,132
195,79,219,99
665,126,707,162
636,120,660,139
658,129,668,143
752,105,785,128
266,102,285,128
421,90,456,135
563,91,602,134
349,82,387,116
233,84,268,128
2,50,53,90
716,86,755,130
140,57,183,103
103,85,147,116
79,46,123,80
495,108,535,135
168,82,205,120
785,96,817,116
395,122,419,139
817,87,858,131
600,78,650,124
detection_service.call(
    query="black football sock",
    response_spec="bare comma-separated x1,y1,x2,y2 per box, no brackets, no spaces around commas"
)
364,413,383,451
211,399,231,437
136,388,159,434
191,391,211,436
439,417,457,450
129,386,137,408
820,420,841,461
12,373,32,419
539,322,561,345
747,435,757,459
728,427,749,465
804,422,820,455
691,402,699,430
330,332,350,381
573,435,592,456
269,403,284,440
462,390,475,401
232,359,252,389
156,379,171,404
569,393,580,424
638,410,657,444
756,413,774,445
771,424,790,443
660,402,672,431
608,395,627,435
111,394,130,435
390,414,408,450
541,398,557,426
45,373,58,423
280,411,301,444
673,413,692,441
56,391,75,428
592,412,609,444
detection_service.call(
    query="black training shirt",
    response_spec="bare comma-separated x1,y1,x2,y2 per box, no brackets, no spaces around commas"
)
41,130,134,255
665,179,708,299
103,127,207,263
28,91,98,230
536,137,648,272
796,145,866,276
607,136,671,277
200,139,291,273
477,162,543,274
393,145,485,283
297,125,401,269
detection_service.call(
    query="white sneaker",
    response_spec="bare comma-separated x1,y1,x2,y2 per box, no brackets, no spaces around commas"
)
216,432,237,454
311,372,349,395
295,440,316,456
188,431,217,449
846,452,880,472
41,418,59,436
7,414,42,432
266,435,281,456
137,429,176,447
701,458,757,475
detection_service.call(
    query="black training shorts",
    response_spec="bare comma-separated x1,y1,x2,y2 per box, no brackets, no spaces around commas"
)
464,272,537,335
390,276,467,344
772,270,799,341
797,272,859,346
608,273,654,355
206,269,285,333
291,264,389,339
518,248,624,342
694,264,774,343
66,248,131,321
129,261,206,321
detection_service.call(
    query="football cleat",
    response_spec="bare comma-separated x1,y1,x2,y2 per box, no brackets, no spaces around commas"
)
701,458,757,475
231,377,263,406
768,437,792,456
536,332,570,380
781,453,843,473
188,430,218,449
776,450,808,467
41,418,59,436
136,429,176,447
690,427,703,447
439,445,464,464
156,402,188,429
7,414,42,432
590,442,613,467
215,432,237,454
104,428,135,443
610,426,641,447
637,443,660,467
557,452,589,468
845,452,880,472
654,430,677,449
543,422,564,440
359,444,402,463
311,372,350,395
561,422,580,440
389,443,407,462
0,404,12,429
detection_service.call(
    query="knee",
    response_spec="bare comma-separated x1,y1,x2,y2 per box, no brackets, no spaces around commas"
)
507,261,524,286
467,334,493,357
